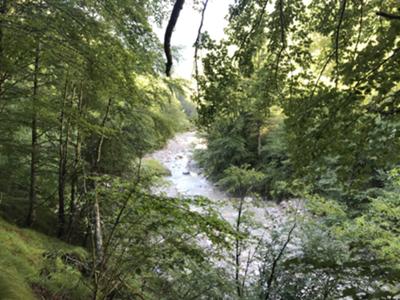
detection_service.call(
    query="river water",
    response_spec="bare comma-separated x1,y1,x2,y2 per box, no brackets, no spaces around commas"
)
149,131,299,275
150,131,292,223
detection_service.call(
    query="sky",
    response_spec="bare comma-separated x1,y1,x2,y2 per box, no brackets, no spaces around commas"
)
154,0,234,79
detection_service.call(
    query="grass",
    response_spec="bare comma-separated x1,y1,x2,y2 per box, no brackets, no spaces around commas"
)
0,217,91,300
142,158,171,177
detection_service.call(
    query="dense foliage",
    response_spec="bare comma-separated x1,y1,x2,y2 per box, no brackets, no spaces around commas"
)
197,0,400,198
0,1,232,299
194,0,400,298
1,0,399,299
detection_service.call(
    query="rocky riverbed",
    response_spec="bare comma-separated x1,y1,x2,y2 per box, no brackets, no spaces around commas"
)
149,131,301,276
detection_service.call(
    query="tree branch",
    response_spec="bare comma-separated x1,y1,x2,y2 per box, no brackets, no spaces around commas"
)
352,0,363,62
164,0,185,77
376,11,400,20
274,0,286,83
194,0,209,95
335,0,347,87
235,0,269,58
264,222,296,300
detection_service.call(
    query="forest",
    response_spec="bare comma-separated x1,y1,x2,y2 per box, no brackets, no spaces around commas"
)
0,0,399,299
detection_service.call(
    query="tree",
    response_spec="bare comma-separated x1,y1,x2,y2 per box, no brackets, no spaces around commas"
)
218,165,265,297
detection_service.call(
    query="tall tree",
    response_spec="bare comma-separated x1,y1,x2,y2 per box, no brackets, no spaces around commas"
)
26,41,40,227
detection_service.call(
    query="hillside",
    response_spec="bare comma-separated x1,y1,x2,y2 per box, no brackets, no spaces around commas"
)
0,218,90,300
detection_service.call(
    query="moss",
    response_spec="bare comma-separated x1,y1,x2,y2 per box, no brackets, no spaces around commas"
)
0,218,91,300
142,158,171,177
0,270,36,300
0,195,58,236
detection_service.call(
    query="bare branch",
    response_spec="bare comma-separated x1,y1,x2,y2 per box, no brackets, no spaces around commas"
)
376,11,400,20
164,0,185,77
264,222,296,300
335,0,347,87
194,0,209,96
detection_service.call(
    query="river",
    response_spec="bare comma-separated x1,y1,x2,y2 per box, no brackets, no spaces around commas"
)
150,131,293,224
149,131,299,276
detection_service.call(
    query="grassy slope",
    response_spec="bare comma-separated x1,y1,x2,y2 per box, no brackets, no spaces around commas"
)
0,218,91,300
142,158,171,177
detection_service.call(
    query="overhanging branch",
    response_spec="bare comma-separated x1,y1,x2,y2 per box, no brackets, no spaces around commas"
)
376,11,400,20
194,0,209,96
164,0,185,77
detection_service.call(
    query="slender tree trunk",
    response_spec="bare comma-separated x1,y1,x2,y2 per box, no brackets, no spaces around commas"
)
102,157,143,267
91,225,100,300
194,0,209,96
68,175,76,240
0,0,5,56
67,82,83,240
57,74,69,237
92,97,112,265
58,85,73,237
263,223,296,300
26,41,40,227
235,195,245,298
257,121,262,157
90,97,112,300
0,0,8,100
0,0,6,64
93,188,103,262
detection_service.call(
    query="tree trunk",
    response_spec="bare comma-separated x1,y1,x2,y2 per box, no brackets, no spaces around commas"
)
235,196,245,298
164,0,185,76
0,0,6,64
89,98,112,300
67,82,83,240
92,97,112,265
93,188,103,262
0,0,8,102
0,0,5,56
57,74,69,237
26,41,40,227
263,223,296,300
257,121,262,157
